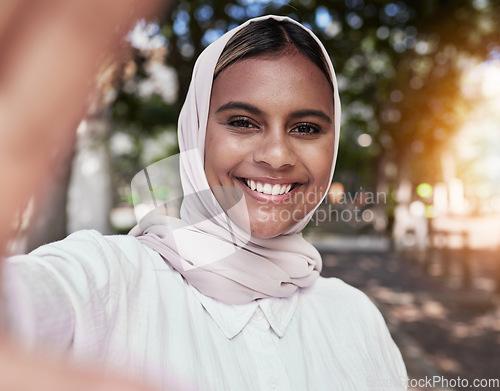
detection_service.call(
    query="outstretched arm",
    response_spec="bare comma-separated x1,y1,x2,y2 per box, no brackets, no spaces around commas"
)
0,1,170,390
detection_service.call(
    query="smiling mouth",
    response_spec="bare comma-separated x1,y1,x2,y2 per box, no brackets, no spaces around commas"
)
242,178,296,196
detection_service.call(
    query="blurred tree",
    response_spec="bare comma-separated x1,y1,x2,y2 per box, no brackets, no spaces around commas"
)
106,0,500,228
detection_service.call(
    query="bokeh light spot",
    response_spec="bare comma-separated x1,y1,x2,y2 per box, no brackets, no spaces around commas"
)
357,133,372,147
417,183,434,198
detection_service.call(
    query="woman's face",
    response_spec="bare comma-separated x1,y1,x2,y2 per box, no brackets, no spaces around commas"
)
204,51,335,239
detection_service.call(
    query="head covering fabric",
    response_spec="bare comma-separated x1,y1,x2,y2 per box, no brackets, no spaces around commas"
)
129,15,341,304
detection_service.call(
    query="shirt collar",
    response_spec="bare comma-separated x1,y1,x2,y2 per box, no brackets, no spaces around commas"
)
193,289,300,339
258,293,299,337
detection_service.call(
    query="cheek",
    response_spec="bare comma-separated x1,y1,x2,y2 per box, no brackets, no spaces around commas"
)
204,129,242,185
204,125,220,185
297,143,334,211
306,142,335,187
319,148,335,183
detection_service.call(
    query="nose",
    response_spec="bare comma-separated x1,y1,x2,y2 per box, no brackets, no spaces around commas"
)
253,126,296,170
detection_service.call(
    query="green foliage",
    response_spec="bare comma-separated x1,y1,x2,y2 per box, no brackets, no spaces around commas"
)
113,93,179,134
111,0,500,195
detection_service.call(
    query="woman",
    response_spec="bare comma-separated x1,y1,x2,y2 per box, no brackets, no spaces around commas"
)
3,15,407,390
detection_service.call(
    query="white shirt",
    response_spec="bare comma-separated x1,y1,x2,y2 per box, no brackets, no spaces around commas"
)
3,230,407,390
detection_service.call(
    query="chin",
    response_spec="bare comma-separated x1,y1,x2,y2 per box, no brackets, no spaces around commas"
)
251,231,277,239
251,231,280,240
249,223,289,239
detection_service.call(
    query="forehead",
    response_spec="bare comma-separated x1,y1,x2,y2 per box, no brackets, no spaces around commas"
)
210,52,334,115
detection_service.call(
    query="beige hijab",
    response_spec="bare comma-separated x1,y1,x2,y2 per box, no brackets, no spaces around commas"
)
130,15,341,304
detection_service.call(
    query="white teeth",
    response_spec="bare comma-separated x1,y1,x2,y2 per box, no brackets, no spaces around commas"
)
271,184,281,195
244,179,294,196
263,183,273,195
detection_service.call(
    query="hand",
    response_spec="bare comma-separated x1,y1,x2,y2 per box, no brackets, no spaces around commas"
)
0,1,171,390
0,337,161,391
0,0,169,253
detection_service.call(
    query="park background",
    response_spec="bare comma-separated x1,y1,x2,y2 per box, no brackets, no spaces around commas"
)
6,0,500,389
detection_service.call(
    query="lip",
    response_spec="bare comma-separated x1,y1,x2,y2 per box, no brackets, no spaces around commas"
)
236,177,301,204
243,176,298,185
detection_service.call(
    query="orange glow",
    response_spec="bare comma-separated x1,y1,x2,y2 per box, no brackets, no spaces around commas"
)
328,182,344,203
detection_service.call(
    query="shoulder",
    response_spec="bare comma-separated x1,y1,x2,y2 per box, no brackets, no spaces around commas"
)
298,277,407,387
299,276,391,335
8,230,170,287
301,276,374,308
30,229,138,255
27,229,158,266
6,230,184,315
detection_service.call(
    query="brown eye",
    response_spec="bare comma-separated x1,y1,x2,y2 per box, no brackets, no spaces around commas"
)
227,117,258,129
291,123,321,134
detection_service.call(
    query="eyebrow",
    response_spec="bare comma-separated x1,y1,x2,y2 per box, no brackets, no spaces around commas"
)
216,101,333,124
216,101,262,115
290,109,333,124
